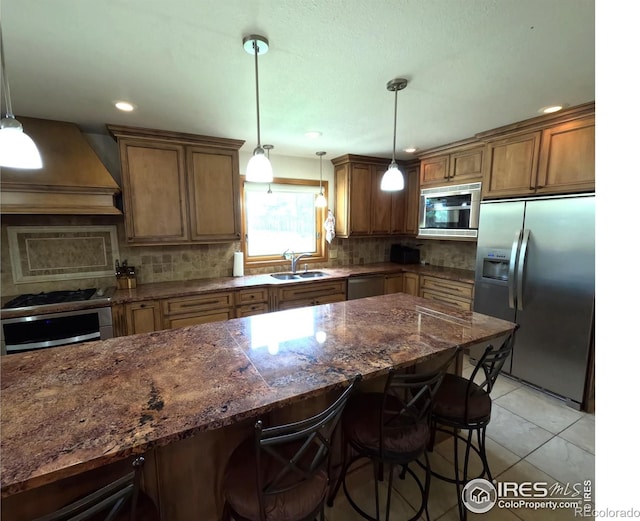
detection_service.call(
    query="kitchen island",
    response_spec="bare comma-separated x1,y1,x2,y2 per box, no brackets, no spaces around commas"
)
1,293,515,521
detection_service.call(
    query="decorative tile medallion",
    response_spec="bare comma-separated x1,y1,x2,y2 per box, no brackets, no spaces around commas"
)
7,226,119,283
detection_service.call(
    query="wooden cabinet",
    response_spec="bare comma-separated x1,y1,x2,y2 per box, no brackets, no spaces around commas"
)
108,125,244,245
111,304,128,337
480,105,595,199
332,155,417,238
275,280,346,311
235,287,270,318
419,142,484,187
384,273,404,294
420,275,474,311
403,272,419,296
536,115,595,194
162,291,234,329
125,301,163,334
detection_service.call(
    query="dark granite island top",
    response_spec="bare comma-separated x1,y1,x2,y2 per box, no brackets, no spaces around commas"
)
0,293,515,514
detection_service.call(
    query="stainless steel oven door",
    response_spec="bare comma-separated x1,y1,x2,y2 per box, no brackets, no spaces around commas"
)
1,307,113,354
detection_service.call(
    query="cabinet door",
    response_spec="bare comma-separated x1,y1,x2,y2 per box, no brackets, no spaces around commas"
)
402,165,419,235
111,304,127,337
449,146,484,183
403,272,419,296
186,146,241,241
420,156,449,185
371,165,392,234
483,132,540,198
125,301,162,334
384,273,404,294
120,140,189,243
349,164,372,235
536,116,595,194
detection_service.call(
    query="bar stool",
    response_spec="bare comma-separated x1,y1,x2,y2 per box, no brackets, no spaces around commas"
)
32,456,160,521
222,376,360,521
428,327,518,520
327,350,458,521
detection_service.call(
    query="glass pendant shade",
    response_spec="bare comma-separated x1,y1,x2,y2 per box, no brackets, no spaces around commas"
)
315,192,327,208
0,117,42,169
245,146,273,183
380,161,404,191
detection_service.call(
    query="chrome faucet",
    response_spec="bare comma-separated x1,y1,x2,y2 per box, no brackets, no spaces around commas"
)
291,252,313,274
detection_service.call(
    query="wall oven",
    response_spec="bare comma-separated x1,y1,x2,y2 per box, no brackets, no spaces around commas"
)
1,288,114,355
418,182,481,239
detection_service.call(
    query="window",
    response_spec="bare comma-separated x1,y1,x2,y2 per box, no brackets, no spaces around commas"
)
241,178,328,267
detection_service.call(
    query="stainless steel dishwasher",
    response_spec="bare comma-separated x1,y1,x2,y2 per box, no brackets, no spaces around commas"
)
347,275,385,300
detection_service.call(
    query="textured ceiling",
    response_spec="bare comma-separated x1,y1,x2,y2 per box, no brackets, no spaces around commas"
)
1,0,595,161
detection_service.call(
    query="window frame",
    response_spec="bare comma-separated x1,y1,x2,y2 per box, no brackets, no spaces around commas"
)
240,176,329,269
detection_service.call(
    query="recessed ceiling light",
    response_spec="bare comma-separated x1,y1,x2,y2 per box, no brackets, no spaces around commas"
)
539,105,564,114
404,147,417,154
305,131,322,139
115,101,135,112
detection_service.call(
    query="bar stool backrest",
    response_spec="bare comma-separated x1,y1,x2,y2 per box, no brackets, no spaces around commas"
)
32,456,146,521
467,327,519,395
379,347,459,456
254,376,360,515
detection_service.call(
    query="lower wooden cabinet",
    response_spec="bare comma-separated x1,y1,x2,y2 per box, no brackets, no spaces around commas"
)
275,280,346,311
125,301,163,334
384,273,404,294
235,287,270,317
403,272,419,296
162,291,234,329
420,275,474,311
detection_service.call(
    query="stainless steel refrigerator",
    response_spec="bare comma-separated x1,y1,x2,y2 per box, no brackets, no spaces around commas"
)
474,194,595,408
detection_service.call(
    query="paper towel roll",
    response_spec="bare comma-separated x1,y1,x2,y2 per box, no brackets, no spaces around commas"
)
233,251,244,277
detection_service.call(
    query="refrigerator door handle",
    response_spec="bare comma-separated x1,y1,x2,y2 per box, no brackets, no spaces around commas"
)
516,229,531,311
508,230,522,309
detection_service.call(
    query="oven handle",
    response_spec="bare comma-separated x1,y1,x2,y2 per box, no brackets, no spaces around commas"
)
5,332,101,353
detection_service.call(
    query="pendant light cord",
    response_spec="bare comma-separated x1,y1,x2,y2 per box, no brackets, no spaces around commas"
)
0,24,15,118
253,40,261,147
391,87,398,163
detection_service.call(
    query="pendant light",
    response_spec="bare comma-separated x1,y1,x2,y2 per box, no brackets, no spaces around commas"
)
243,34,272,183
264,144,273,194
315,151,327,208
0,24,42,169
380,78,408,192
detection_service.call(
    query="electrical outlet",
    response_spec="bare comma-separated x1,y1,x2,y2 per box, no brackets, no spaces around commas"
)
329,249,338,259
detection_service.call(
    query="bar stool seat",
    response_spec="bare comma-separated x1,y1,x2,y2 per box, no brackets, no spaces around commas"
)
431,375,491,424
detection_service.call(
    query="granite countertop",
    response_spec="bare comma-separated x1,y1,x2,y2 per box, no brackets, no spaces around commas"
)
0,293,514,497
109,263,475,305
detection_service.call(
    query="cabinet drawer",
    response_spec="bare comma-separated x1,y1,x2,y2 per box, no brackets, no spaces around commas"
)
277,281,346,302
420,290,472,311
166,310,232,329
421,276,473,299
236,287,269,305
163,291,234,315
236,302,270,317
278,292,345,311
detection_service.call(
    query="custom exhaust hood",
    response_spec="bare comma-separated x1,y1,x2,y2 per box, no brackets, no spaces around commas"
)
0,116,122,215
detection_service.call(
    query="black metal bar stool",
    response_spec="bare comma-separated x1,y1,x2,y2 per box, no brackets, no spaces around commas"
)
327,350,458,521
32,456,160,521
222,376,360,521
427,327,518,520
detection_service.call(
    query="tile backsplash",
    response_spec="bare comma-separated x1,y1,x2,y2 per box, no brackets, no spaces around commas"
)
0,215,476,296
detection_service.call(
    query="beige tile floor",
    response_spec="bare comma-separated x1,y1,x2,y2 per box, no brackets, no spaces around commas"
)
326,355,595,521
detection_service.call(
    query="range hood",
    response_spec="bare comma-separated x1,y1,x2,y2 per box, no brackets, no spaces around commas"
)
1,117,122,215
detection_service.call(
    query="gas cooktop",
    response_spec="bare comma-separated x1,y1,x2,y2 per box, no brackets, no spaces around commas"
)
2,288,111,310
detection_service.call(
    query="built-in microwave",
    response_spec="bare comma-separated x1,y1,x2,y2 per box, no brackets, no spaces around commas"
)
418,182,481,239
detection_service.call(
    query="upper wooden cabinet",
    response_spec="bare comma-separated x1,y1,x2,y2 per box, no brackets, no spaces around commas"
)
479,103,595,199
108,126,244,245
419,141,484,187
332,155,418,238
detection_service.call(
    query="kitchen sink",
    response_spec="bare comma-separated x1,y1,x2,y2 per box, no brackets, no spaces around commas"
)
298,271,328,278
270,273,300,280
